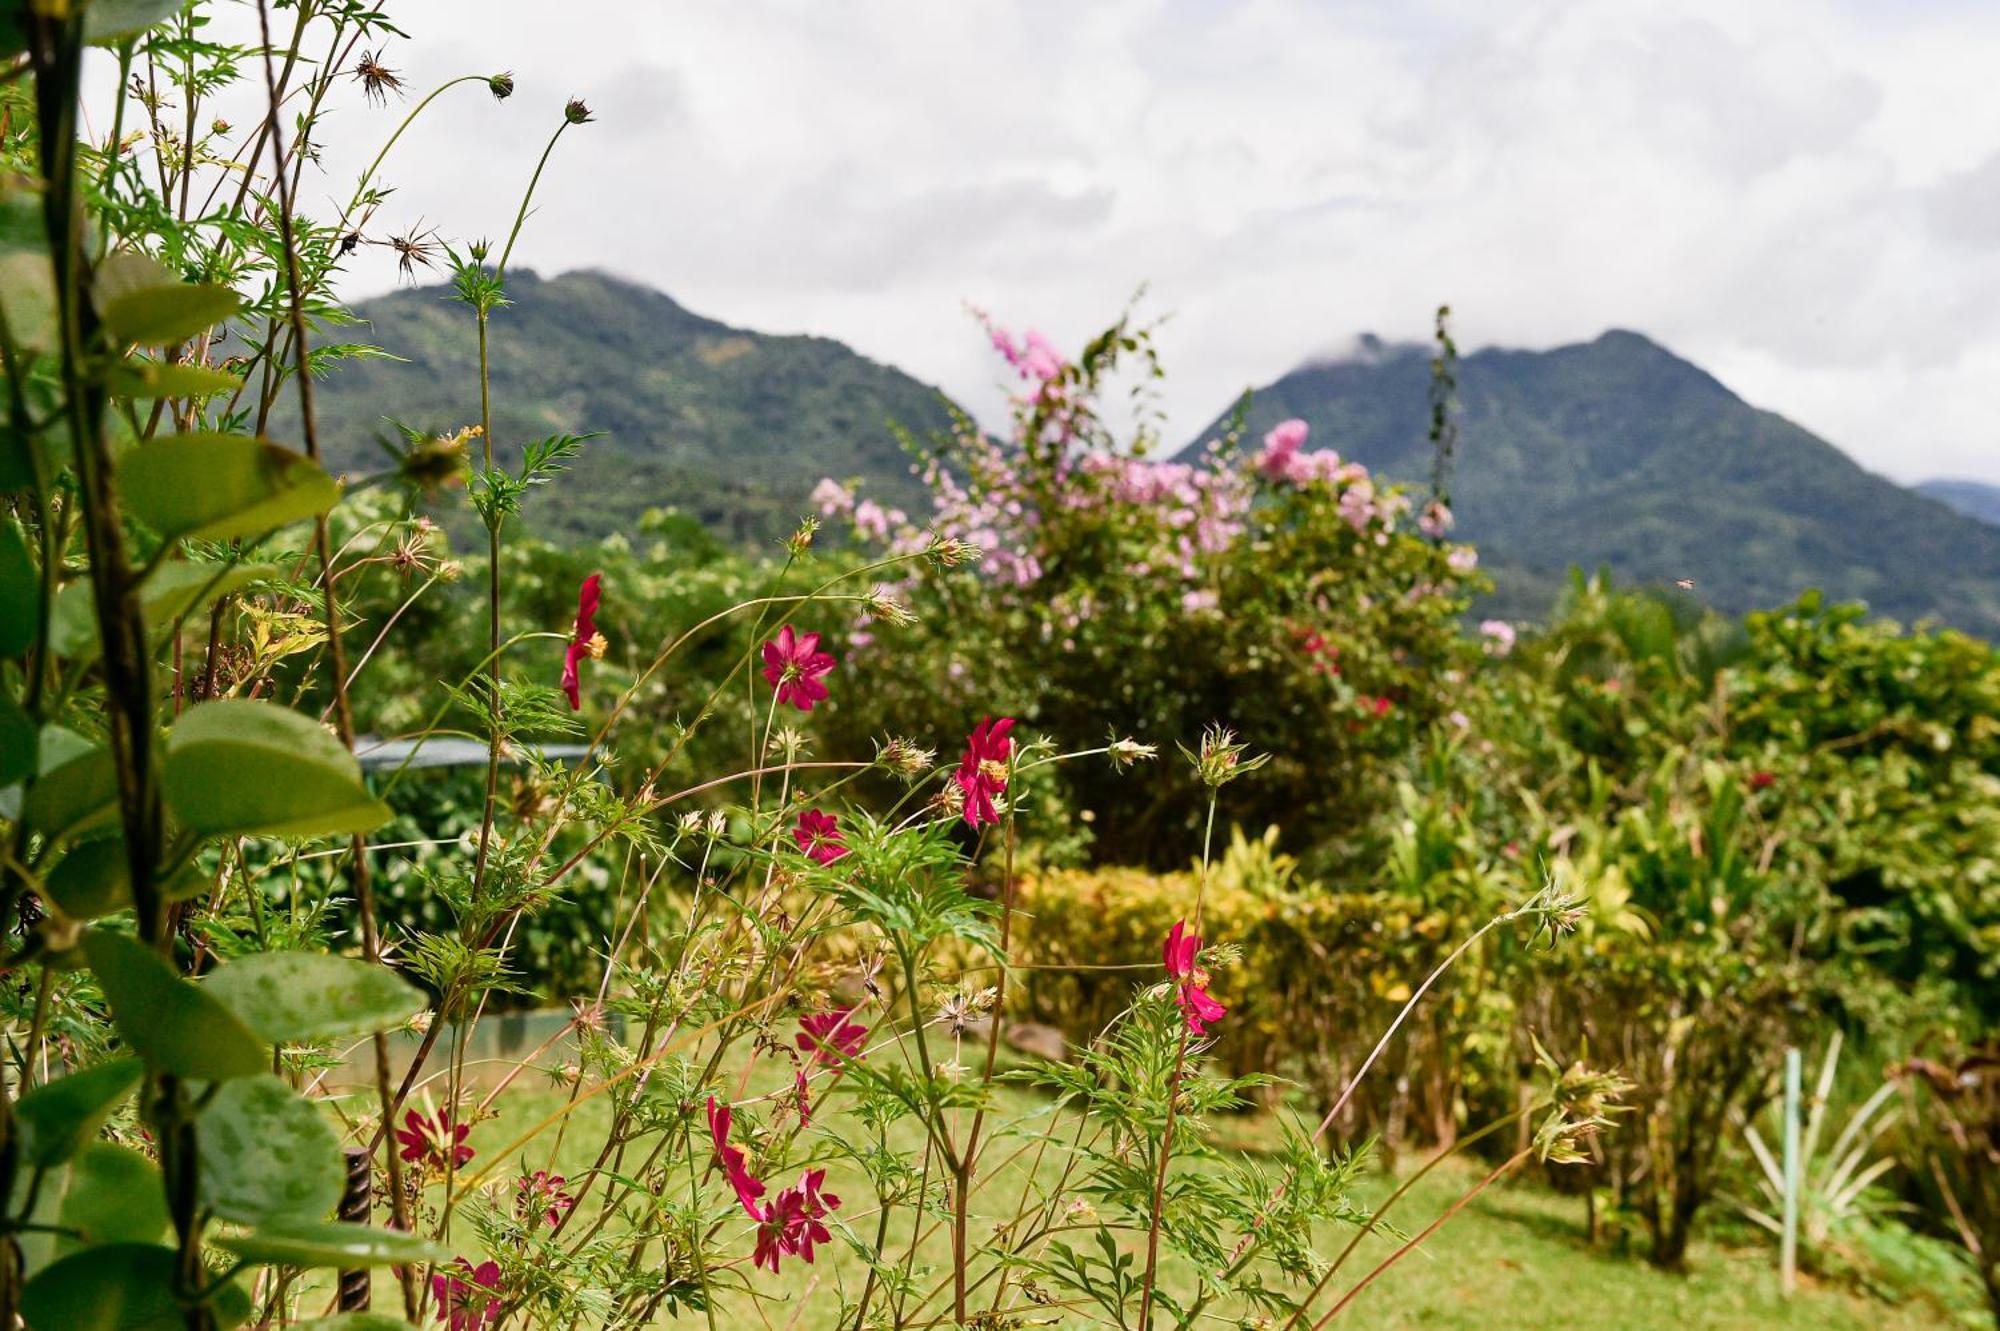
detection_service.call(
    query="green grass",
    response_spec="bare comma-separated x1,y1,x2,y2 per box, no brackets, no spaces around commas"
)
408,1056,1979,1331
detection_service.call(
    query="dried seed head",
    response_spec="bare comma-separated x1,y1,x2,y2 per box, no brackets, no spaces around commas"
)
564,98,594,125
876,736,935,778
488,72,516,101
355,50,404,107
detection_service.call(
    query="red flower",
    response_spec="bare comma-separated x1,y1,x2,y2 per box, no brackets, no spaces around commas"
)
954,716,1016,828
797,1009,867,1068
793,809,849,864
1162,919,1227,1038
761,625,837,712
794,1068,813,1127
707,1096,767,1219
1749,770,1776,790
752,1168,842,1274
396,1108,473,1170
515,1168,574,1228
430,1258,502,1331
561,573,605,711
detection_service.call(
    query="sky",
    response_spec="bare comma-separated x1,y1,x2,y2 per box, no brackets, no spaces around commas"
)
200,0,2000,484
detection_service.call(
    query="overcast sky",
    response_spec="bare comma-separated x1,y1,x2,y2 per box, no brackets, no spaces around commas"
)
213,0,2000,484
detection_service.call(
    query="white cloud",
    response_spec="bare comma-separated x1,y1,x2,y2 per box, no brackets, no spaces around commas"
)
192,0,2000,482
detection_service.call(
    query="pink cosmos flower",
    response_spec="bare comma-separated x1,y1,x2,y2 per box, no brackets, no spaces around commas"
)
761,625,837,712
954,716,1016,829
560,573,605,711
707,1096,767,1220
753,1168,842,1274
797,1009,868,1067
792,809,849,865
516,1169,574,1228
1162,919,1227,1038
395,1108,473,1170
431,1258,502,1331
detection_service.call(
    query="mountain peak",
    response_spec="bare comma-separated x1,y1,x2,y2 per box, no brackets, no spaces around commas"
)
1201,330,2000,634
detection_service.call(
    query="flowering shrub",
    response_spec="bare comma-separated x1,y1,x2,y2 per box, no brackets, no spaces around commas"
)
820,312,1486,867
0,7,1623,1331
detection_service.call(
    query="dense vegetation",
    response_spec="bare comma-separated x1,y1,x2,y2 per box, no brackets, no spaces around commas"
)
1,4,1996,1331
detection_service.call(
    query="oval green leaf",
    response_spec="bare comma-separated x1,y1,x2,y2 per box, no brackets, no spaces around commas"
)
15,1056,143,1167
207,952,425,1044
0,690,34,789
197,1074,344,1225
84,0,189,45
0,521,35,657
81,930,267,1081
51,559,276,661
21,1243,250,1330
13,1143,173,1276
101,280,241,348
163,699,389,841
45,834,131,919
121,433,337,543
212,1220,450,1269
110,361,243,400
21,743,119,847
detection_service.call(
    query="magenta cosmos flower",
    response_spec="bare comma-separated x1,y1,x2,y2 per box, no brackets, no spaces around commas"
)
560,572,605,711
954,716,1016,828
395,1107,473,1170
753,1168,843,1274
761,625,837,712
707,1096,767,1219
1163,919,1227,1038
792,809,848,864
797,1008,868,1068
431,1258,502,1331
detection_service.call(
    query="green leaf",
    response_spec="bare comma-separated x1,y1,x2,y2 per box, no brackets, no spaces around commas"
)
0,193,56,355
100,276,241,347
0,690,34,788
20,743,119,847
212,1220,450,1269
197,1074,343,1225
44,835,131,919
1,724,90,822
81,930,267,1081
110,361,242,400
121,433,337,543
0,521,36,656
15,1057,143,1167
84,0,189,45
51,559,275,661
13,1143,172,1276
208,952,425,1044
21,1243,249,1330
162,700,389,841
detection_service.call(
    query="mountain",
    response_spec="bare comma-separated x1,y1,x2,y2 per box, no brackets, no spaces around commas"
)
1918,478,2000,528
301,269,954,542
1199,330,2000,635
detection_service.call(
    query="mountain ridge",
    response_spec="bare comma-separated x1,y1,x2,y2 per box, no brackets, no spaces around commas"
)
1198,328,2000,634
305,271,2000,635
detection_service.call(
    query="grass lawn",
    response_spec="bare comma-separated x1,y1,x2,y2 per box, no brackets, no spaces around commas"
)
395,1047,1979,1331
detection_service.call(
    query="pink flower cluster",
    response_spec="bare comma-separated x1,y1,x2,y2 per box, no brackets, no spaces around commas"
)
709,1055,850,1275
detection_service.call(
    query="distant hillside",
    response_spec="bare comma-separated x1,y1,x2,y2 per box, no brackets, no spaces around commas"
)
1919,478,2000,528
1199,331,2000,635
300,269,954,542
